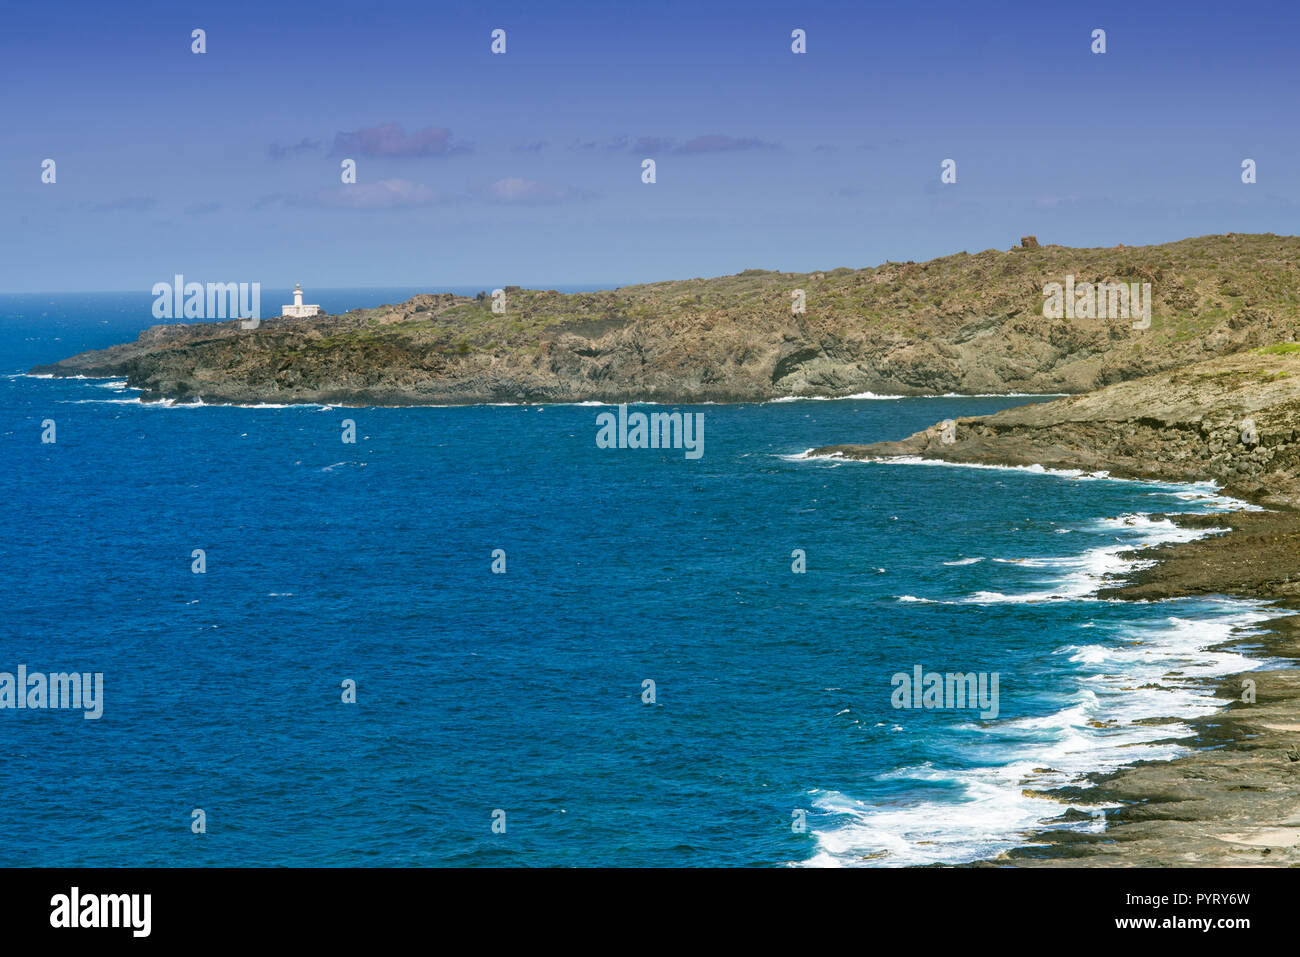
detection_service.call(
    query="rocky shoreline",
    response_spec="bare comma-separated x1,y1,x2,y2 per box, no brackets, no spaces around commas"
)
29,234,1300,405
812,348,1300,866
1001,582,1300,868
36,234,1300,866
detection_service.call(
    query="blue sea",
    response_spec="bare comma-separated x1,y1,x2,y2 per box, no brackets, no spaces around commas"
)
0,289,1278,867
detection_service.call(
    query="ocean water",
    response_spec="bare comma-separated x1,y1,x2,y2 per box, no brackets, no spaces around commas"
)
0,291,1278,867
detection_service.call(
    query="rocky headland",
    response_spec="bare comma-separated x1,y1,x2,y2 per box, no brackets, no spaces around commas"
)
813,343,1300,512
30,233,1300,405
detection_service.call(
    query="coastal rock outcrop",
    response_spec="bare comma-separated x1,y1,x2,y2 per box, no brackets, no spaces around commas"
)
31,233,1300,405
813,345,1300,511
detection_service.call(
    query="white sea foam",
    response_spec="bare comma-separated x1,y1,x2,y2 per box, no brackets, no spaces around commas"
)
58,398,143,405
800,450,1100,479
794,450,1259,511
57,394,340,411
905,516,1210,606
803,449,1283,866
804,602,1283,868
767,392,1067,403
56,395,204,408
768,392,906,402
935,392,1070,398
485,399,663,407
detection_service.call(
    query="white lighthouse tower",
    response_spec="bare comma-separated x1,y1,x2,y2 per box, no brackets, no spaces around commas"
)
282,283,320,318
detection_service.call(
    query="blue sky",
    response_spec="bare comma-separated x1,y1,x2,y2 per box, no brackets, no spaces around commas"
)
3,0,1299,292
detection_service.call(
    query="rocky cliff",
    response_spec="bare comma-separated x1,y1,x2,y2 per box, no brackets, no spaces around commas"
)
32,233,1300,405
